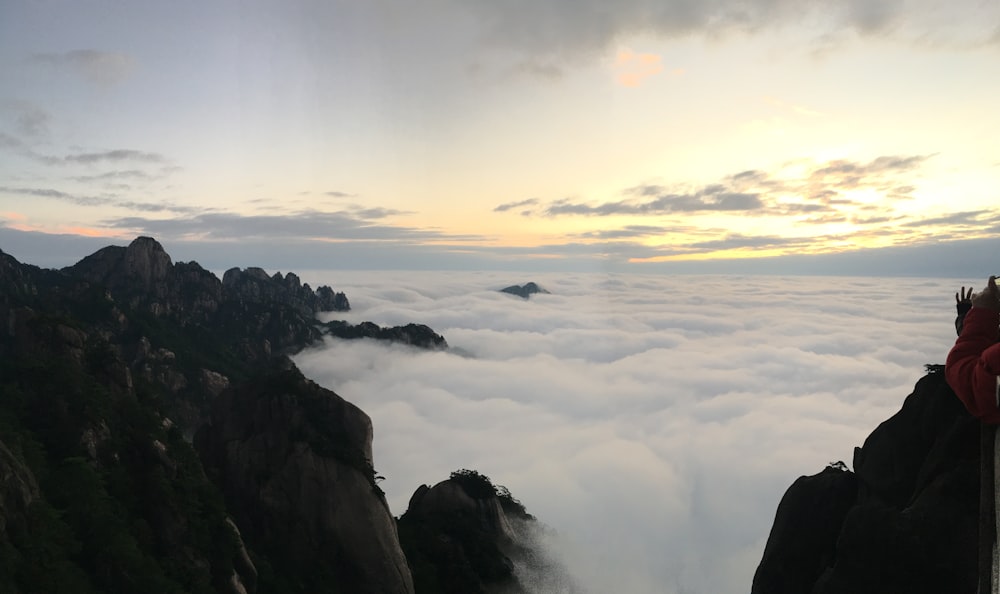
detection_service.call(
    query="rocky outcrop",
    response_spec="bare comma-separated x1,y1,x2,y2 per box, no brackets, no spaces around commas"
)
0,439,39,541
65,236,220,319
0,237,437,594
196,359,414,594
500,282,549,299
753,367,980,594
322,320,448,349
398,470,577,594
222,267,349,318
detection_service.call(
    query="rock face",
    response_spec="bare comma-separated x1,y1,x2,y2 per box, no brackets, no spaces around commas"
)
322,320,448,349
753,367,980,594
222,266,349,319
0,237,440,594
500,282,549,299
196,360,415,594
0,439,40,541
398,470,578,594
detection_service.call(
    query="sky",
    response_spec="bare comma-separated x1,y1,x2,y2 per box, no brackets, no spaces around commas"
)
1,0,999,275
291,270,961,594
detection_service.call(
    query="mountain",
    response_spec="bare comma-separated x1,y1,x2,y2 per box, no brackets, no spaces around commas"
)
500,283,549,299
752,366,980,594
398,469,578,594
0,237,534,594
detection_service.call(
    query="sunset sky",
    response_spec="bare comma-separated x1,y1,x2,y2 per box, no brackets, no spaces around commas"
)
2,0,999,274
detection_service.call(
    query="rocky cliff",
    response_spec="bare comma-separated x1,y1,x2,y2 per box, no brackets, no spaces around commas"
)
196,359,414,594
398,469,578,594
0,236,546,594
499,282,549,299
752,366,980,594
0,237,432,593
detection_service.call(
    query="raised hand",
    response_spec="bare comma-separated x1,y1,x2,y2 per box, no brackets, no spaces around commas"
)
971,276,1000,311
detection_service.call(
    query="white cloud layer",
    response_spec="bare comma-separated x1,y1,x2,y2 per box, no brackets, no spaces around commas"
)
293,271,960,594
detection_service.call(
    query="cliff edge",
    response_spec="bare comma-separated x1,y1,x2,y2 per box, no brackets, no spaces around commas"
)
753,366,980,594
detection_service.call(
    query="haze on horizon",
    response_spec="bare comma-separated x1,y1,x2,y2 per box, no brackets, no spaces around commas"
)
1,0,999,276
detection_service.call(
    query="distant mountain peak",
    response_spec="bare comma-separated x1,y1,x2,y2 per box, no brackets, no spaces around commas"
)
500,282,550,299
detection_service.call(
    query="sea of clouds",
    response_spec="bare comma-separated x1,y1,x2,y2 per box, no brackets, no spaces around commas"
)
291,271,967,594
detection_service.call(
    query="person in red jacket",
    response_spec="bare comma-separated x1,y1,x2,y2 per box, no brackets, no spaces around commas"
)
946,276,1000,423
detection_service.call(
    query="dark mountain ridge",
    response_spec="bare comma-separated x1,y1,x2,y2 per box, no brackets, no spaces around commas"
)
0,237,549,594
753,365,981,593
500,282,549,299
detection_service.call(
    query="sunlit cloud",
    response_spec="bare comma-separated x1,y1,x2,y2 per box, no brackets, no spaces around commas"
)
614,48,664,88
1,212,124,239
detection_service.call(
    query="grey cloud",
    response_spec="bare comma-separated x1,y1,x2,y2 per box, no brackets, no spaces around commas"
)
457,0,990,62
510,60,565,80
494,198,540,212
0,132,59,165
0,133,169,168
104,210,487,243
114,201,197,213
5,102,52,138
70,170,155,183
326,191,355,198
810,154,931,186
64,149,165,164
901,210,995,228
30,49,136,86
543,189,764,216
528,154,929,221
687,234,804,251
850,214,897,225
776,202,830,213
0,186,109,207
0,132,22,149
0,185,194,213
571,225,677,240
350,206,411,219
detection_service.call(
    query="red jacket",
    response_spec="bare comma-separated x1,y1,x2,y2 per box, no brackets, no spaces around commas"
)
946,306,1000,423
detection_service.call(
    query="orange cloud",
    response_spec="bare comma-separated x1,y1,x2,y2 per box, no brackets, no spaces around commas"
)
614,48,664,88
0,213,124,239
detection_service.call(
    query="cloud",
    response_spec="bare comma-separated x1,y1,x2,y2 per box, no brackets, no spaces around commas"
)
0,101,52,138
509,60,565,80
0,186,108,207
291,270,961,594
0,133,169,168
349,206,412,219
541,189,763,217
571,225,683,240
63,149,165,164
808,154,931,187
70,170,156,183
494,198,540,213
460,0,999,60
30,49,136,86
901,210,1000,228
325,191,355,198
514,154,932,222
0,186,194,214
614,48,664,88
685,233,805,251
103,210,488,243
